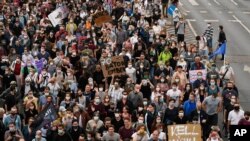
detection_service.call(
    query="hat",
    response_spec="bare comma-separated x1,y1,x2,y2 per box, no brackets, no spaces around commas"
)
10,81,17,85
59,106,66,112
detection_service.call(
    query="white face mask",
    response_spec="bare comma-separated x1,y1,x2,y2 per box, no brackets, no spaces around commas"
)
138,119,143,123
128,64,132,68
115,113,120,118
99,88,103,92
93,116,99,121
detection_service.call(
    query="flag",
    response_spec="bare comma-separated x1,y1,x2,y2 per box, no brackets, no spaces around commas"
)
35,59,44,74
209,43,227,59
31,103,57,131
167,4,176,16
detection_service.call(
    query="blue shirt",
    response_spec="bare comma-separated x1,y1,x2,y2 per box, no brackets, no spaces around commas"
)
183,100,197,117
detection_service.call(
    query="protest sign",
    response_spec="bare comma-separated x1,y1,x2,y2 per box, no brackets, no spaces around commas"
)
92,11,112,26
189,69,207,83
167,4,176,16
48,6,69,27
101,56,125,77
168,124,202,141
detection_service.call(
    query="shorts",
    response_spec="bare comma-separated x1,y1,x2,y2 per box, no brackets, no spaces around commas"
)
207,38,213,48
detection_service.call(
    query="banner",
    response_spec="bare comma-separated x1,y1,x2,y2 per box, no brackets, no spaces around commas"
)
48,6,69,27
92,11,112,26
101,56,125,77
168,124,202,141
189,69,207,83
31,103,57,131
167,4,176,16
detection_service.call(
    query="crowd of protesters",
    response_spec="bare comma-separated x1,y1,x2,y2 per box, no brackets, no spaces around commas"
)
0,0,249,141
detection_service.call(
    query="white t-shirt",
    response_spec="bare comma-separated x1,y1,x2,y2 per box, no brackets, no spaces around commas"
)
166,89,182,107
228,109,244,125
126,67,136,82
150,132,166,140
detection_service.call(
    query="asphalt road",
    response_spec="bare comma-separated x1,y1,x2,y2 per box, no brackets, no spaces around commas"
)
177,0,250,140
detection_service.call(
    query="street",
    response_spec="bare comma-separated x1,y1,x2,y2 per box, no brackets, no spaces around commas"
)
176,0,250,140
179,0,250,110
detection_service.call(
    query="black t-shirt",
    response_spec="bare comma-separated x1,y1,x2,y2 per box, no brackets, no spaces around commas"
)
222,89,238,107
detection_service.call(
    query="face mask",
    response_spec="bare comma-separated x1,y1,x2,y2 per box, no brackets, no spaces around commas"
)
159,129,163,132
186,87,190,91
245,117,249,120
211,67,216,70
198,75,202,79
65,96,70,100
115,113,120,118
200,86,204,90
94,116,99,121
128,64,132,68
160,97,164,103
44,93,49,96
175,79,180,82
67,72,71,76
73,126,78,130
58,130,64,135
35,135,41,139
138,107,143,111
172,87,177,90
9,127,15,132
234,106,240,111
156,119,161,123
123,95,127,99
228,87,233,90
179,112,184,117
95,99,100,104
143,101,148,106
138,120,143,123
160,65,164,70
211,82,215,86
99,88,103,92
160,79,164,82
140,65,144,69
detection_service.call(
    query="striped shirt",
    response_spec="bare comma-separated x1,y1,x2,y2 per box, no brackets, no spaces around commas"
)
203,26,214,40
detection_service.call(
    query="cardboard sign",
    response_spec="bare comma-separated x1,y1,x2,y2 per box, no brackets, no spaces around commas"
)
168,124,202,141
101,56,125,77
48,6,69,27
189,69,207,83
92,11,112,26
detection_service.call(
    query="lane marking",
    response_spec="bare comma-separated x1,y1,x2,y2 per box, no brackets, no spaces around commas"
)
231,0,238,5
228,20,239,22
188,0,199,6
208,3,212,6
243,11,250,14
228,11,233,14
232,15,250,34
186,11,191,13
204,19,219,22
214,0,221,5
243,65,250,73
186,19,196,22
186,19,197,36
200,11,208,13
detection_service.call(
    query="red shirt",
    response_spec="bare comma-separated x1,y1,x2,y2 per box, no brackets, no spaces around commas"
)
14,62,21,75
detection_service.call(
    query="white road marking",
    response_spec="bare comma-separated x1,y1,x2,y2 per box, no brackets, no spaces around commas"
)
231,0,238,5
200,11,208,13
186,19,197,36
214,0,221,5
232,15,250,34
188,0,199,6
228,11,233,14
243,65,250,73
204,19,219,22
186,19,196,22
243,11,250,14
186,11,191,13
208,3,212,6
228,20,239,22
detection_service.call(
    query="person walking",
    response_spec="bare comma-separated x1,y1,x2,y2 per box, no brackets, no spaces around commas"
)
203,22,214,55
217,25,227,60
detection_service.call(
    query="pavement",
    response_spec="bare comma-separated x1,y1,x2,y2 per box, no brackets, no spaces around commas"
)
168,0,250,140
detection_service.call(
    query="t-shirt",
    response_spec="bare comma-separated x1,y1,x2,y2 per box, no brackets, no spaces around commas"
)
166,89,182,107
203,96,220,115
228,110,244,125
102,133,120,141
